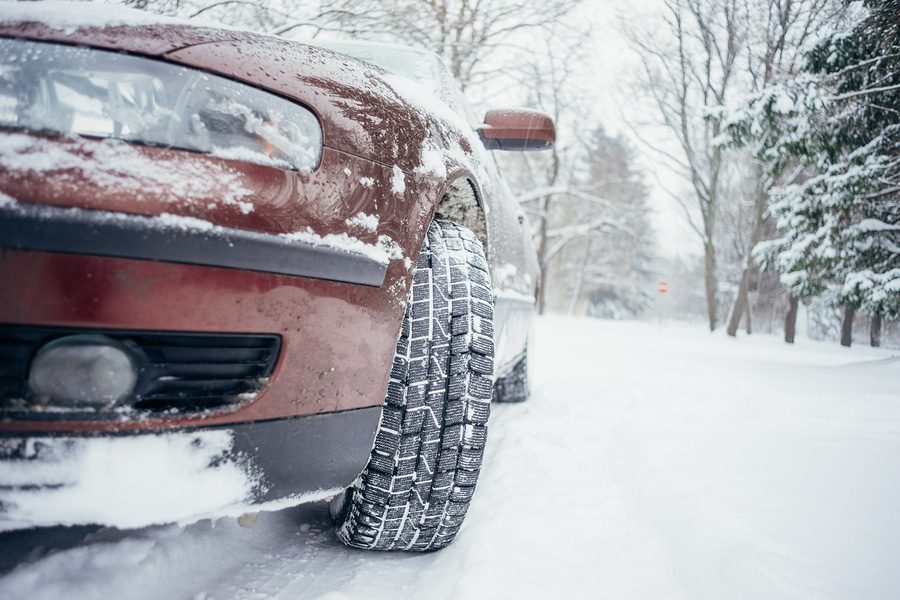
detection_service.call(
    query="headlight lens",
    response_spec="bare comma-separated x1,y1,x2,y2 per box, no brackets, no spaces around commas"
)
28,336,139,406
0,38,322,172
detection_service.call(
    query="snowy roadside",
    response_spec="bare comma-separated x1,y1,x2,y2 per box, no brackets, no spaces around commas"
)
1,317,898,600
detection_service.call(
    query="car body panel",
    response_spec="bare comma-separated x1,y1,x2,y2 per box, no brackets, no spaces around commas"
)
0,250,402,431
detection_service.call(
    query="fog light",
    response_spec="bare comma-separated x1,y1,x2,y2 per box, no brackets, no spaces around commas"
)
28,336,138,406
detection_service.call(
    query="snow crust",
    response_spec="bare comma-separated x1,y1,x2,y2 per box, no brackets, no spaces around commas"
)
390,165,406,195
344,211,379,232
280,228,400,265
2,318,897,599
154,212,218,231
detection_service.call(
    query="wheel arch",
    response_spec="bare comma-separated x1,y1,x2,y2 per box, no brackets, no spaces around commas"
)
432,170,489,255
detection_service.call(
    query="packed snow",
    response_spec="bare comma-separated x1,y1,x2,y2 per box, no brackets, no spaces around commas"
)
1,317,898,599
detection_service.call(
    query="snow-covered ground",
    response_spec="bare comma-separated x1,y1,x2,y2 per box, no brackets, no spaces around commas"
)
1,317,898,600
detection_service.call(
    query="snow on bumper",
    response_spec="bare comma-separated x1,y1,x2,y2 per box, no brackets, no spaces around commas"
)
0,430,262,531
0,408,381,532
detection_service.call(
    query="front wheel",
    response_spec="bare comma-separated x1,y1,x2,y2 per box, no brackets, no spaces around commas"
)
331,218,494,552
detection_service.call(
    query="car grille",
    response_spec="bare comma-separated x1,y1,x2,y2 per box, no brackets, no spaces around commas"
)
0,325,281,416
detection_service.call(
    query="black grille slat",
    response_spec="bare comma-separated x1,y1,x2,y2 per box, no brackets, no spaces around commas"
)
142,347,274,364
133,397,242,411
0,325,281,418
144,378,258,394
147,362,267,379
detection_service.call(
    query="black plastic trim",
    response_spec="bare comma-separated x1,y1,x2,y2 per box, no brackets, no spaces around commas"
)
0,203,387,286
478,132,553,151
230,408,381,502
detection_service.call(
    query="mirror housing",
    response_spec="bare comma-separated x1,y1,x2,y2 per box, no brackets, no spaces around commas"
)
478,108,555,151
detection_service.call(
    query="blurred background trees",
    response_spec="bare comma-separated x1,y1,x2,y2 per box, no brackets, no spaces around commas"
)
114,0,898,347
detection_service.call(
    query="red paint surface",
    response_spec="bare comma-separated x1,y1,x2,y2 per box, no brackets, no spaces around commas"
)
481,109,556,146
0,21,531,434
0,250,410,432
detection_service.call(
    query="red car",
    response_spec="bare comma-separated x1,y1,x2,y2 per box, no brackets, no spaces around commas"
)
0,3,551,551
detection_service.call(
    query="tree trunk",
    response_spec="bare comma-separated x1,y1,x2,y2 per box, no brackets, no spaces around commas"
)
745,297,752,334
726,176,767,337
840,306,855,347
726,269,750,336
871,314,882,347
535,148,560,316
535,195,551,315
784,295,799,344
703,240,718,331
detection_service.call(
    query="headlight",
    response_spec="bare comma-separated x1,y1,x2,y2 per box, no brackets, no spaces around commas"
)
0,38,322,172
28,336,139,406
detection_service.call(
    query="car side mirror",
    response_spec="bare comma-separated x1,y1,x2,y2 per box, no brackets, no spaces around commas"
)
478,108,555,151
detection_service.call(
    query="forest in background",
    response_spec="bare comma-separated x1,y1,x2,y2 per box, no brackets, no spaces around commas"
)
115,0,899,348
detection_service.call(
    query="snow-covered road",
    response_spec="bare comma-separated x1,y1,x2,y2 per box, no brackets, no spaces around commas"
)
2,317,899,600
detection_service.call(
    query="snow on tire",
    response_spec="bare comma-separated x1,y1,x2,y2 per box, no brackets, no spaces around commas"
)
332,218,494,552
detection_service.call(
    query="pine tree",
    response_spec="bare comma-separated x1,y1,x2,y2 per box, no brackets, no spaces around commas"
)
727,1,900,341
808,1,900,324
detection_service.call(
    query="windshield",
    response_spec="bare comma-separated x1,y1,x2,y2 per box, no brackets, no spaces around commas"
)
310,40,479,126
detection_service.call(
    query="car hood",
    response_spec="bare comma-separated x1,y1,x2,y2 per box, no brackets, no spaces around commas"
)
0,2,484,179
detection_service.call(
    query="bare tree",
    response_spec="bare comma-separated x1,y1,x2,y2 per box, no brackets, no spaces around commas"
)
142,0,580,90
626,0,744,331
494,25,597,314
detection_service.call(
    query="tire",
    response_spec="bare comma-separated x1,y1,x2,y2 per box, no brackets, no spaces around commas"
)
331,218,495,552
493,349,529,403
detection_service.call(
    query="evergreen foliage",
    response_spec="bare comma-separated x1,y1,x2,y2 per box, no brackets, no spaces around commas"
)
728,1,899,319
